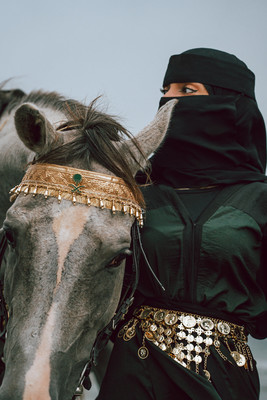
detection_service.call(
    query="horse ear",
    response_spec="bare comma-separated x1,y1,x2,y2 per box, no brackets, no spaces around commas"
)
125,99,178,175
14,103,58,155
0,89,25,116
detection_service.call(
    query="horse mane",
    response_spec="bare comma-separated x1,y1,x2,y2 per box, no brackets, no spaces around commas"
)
1,87,146,206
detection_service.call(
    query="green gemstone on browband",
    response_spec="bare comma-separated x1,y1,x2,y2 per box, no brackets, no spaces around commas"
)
73,174,82,184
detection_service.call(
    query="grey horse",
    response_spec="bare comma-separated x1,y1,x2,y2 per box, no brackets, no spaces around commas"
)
0,88,175,400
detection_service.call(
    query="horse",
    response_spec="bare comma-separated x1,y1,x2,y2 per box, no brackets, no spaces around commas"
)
0,86,175,400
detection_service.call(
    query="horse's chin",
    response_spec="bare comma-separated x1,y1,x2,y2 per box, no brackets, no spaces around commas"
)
0,359,86,400
0,328,94,400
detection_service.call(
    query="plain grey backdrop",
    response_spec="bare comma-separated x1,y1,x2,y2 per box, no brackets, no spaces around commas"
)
1,0,267,398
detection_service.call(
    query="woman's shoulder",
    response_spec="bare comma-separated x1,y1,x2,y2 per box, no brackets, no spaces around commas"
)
227,182,267,225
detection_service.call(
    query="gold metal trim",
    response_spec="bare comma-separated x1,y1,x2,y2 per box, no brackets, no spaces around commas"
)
10,163,143,226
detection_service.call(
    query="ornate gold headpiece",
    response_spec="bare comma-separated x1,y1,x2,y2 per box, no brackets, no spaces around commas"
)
10,163,143,227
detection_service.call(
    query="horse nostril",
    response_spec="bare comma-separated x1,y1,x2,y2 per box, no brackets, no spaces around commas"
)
31,331,38,338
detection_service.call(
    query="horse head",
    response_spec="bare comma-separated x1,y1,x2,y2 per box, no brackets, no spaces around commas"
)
0,90,176,400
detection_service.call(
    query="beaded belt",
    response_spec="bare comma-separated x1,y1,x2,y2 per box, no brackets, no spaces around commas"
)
118,306,254,381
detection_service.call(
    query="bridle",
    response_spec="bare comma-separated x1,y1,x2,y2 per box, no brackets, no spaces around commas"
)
0,162,164,397
0,162,144,396
0,219,143,396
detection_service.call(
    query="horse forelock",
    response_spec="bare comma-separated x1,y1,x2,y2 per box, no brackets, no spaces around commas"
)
27,94,145,206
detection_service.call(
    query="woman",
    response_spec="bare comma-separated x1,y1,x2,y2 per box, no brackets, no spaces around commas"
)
96,48,267,400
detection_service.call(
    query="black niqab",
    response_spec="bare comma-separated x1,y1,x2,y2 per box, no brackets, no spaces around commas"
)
147,48,266,187
150,95,266,187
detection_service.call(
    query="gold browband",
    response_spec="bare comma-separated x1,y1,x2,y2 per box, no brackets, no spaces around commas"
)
9,163,143,226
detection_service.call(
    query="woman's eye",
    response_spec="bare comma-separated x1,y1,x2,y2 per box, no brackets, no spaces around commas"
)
160,88,168,95
183,87,197,94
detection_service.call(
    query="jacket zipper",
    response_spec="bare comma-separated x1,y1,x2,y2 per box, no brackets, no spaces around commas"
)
190,222,196,302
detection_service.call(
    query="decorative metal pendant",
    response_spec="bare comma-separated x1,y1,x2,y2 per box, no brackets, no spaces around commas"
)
186,352,193,361
203,369,211,380
186,334,195,342
194,355,202,364
154,310,165,322
217,322,231,335
156,334,164,343
149,324,157,332
231,351,246,367
164,328,172,336
164,313,178,325
177,331,186,339
172,347,180,355
123,333,132,342
165,337,173,345
157,326,164,335
139,308,152,319
178,351,185,361
159,343,167,351
138,346,149,359
125,327,136,339
201,319,214,331
145,331,154,341
182,315,196,328
195,345,202,353
195,335,203,344
204,337,213,346
186,343,194,351
32,186,38,196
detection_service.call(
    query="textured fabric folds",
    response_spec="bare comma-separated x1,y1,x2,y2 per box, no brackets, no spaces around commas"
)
150,95,266,188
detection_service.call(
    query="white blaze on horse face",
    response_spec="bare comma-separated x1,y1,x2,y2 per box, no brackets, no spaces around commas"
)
23,304,57,400
23,205,90,399
53,205,90,287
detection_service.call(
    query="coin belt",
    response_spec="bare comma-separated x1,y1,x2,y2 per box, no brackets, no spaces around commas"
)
118,306,254,381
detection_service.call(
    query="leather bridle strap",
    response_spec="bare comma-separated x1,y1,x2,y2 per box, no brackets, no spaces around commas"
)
78,220,141,391
0,230,8,338
0,230,7,267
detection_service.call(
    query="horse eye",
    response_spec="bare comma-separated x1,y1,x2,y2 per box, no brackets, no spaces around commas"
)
106,250,132,269
3,226,16,248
